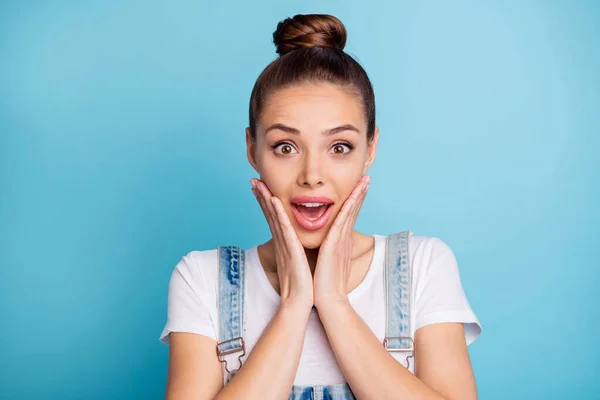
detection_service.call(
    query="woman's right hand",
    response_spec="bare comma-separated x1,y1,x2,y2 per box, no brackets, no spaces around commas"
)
251,178,314,310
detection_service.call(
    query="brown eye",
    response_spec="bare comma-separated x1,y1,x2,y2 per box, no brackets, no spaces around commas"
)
281,145,292,154
331,143,352,155
273,142,298,155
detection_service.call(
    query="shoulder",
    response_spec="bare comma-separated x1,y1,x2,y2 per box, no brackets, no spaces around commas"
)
407,234,461,277
160,249,222,344
174,248,219,274
383,233,464,289
184,248,219,263
408,234,454,259
379,232,455,264
169,248,220,296
379,232,460,282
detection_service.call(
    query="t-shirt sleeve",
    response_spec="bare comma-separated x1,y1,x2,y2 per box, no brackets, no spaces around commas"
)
414,237,482,346
159,250,219,345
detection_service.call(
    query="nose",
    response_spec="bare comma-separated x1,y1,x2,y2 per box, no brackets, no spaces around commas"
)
296,151,323,188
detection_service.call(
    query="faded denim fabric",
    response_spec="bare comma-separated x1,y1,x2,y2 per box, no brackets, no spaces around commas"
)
216,246,246,377
383,231,414,369
290,384,356,399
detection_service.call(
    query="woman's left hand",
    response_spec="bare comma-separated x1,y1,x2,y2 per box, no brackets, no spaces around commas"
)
313,175,371,309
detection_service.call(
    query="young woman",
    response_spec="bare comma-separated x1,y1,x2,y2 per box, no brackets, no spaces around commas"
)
160,13,481,400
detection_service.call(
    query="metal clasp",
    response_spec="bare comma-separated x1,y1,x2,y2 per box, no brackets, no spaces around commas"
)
217,337,246,378
383,336,414,369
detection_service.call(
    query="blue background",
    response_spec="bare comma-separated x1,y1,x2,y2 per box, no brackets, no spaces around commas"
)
1,1,598,398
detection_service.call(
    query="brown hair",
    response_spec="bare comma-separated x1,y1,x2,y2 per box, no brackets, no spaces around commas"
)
248,14,376,144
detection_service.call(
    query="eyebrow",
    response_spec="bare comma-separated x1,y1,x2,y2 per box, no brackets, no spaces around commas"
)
264,123,360,136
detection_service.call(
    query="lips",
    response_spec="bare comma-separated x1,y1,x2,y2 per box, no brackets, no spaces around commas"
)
290,196,334,231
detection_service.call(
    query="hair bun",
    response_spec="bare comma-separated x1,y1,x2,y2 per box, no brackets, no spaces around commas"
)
272,14,347,56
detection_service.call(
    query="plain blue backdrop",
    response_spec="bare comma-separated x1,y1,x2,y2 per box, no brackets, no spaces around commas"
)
1,0,598,398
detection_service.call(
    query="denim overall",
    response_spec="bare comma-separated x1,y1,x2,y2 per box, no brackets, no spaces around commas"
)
216,231,414,399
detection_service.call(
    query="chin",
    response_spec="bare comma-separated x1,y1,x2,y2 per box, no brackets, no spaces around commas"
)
296,230,327,250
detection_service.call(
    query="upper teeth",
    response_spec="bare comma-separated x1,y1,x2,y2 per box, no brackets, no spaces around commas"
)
298,203,326,207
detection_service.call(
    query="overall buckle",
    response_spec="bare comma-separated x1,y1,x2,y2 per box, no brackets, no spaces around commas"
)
217,337,246,375
383,336,415,369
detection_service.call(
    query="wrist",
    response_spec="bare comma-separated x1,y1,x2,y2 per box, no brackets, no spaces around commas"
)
279,296,314,316
314,294,350,312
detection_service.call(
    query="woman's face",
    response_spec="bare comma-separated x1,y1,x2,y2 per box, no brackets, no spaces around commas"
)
247,82,378,249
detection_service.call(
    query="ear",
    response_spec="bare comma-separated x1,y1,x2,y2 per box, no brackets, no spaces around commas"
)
246,127,259,172
363,126,379,175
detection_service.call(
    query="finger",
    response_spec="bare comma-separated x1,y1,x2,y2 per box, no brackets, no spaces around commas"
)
331,196,356,233
257,181,291,248
270,196,303,252
345,180,370,237
252,180,283,243
334,176,369,232
350,178,370,223
259,182,287,246
347,175,369,202
251,180,275,227
256,180,278,221
341,177,370,238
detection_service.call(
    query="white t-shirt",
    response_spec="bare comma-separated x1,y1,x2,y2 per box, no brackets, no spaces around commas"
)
159,234,481,386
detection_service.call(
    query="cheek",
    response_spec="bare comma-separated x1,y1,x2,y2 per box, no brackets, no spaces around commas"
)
329,165,363,191
255,153,291,189
258,170,291,197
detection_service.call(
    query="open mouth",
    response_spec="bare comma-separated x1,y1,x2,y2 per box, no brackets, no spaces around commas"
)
291,203,332,221
289,200,335,231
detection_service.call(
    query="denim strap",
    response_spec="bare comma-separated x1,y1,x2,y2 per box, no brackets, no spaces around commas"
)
216,246,246,382
383,231,415,367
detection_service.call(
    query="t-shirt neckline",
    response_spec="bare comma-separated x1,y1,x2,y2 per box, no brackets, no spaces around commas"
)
247,235,385,305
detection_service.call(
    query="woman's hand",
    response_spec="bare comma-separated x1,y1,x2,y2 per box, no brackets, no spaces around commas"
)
251,178,314,310
313,175,370,309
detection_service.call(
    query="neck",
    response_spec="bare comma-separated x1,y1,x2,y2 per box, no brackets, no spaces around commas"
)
304,247,320,275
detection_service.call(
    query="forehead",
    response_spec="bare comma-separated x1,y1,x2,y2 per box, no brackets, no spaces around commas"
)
259,82,365,131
